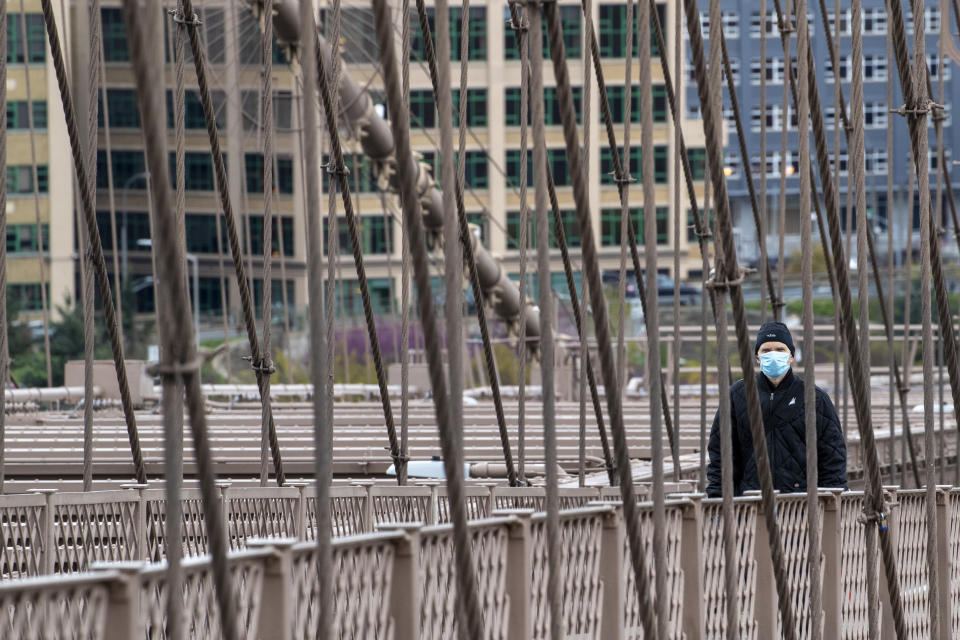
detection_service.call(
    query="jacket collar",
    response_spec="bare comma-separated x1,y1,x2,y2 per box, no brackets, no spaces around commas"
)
756,367,795,394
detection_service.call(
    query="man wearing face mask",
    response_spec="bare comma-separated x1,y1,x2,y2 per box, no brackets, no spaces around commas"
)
706,321,847,497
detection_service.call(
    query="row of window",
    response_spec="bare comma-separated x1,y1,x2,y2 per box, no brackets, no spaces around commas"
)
95,211,296,258
322,216,394,255
751,102,891,131
504,206,670,249
94,150,294,194
711,6,937,39
9,283,48,312
135,277,296,316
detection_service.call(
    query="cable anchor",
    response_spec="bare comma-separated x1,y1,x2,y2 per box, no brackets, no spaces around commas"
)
168,8,203,26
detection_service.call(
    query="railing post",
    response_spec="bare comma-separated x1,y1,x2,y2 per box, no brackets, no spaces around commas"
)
354,480,375,532
217,481,233,549
598,502,625,640
679,495,704,639
379,522,422,638
122,483,149,561
820,491,842,640
247,538,296,639
753,494,777,637
936,486,951,640
285,481,309,540
880,487,900,640
28,488,58,574
493,508,534,640
93,561,145,639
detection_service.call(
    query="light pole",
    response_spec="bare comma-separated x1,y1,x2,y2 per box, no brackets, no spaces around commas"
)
138,239,199,343
120,171,150,288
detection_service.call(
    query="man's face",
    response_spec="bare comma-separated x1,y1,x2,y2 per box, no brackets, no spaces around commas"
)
756,340,794,368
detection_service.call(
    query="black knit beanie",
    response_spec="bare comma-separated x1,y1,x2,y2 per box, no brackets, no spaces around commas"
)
754,321,795,355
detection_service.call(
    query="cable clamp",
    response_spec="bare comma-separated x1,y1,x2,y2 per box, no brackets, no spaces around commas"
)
705,268,750,291
689,223,712,239
777,22,795,35
506,15,529,32
168,8,202,26
243,354,277,376
858,509,888,531
611,171,636,185
771,296,786,311
148,344,226,378
322,161,350,176
890,100,941,119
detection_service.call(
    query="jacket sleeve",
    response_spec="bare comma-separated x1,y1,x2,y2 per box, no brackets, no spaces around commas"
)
706,408,723,497
816,390,848,489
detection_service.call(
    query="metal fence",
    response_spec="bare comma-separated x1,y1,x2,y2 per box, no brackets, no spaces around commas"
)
3,487,960,637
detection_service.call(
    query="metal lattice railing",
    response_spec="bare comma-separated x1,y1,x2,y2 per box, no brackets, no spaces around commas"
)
0,494,46,579
0,572,110,639
948,489,960,638
529,507,607,639
701,496,760,639
839,491,870,640
776,493,825,640
895,489,931,638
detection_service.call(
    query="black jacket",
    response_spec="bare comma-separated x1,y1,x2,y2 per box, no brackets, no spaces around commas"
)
706,369,847,498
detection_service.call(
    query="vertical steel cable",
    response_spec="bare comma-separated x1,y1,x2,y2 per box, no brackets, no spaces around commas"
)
372,5,485,637
0,0,7,493
638,0,665,636
120,3,238,638
178,0,285,486
39,0,147,485
324,0,340,455
96,9,123,348
908,0,941,632
887,22,896,484
776,0,790,320
314,35,402,482
671,0,681,483
935,10,947,484
759,0,768,324
796,2,821,638
700,168,710,493
528,8,562,637
832,0,841,447
902,148,914,480
616,0,634,391
772,0,908,627
579,0,592,489
687,1,799,636
541,3,658,636
81,0,102,493
16,3,53,390
400,0,411,485
298,2,333,637
259,0,275,488
514,0,530,483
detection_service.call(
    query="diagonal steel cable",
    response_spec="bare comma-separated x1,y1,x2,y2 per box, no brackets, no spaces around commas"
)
259,0,275,488
178,0,286,485
39,0,147,485
541,2,658,636
120,3,238,638
0,0,7,493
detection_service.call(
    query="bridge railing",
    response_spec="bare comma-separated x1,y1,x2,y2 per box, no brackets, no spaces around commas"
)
3,492,960,637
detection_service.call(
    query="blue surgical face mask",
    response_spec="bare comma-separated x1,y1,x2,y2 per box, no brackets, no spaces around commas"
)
759,351,791,379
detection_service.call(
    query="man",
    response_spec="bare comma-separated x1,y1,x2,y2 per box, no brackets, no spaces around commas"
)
706,321,847,497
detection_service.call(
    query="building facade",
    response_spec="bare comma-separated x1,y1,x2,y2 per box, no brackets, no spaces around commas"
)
8,0,709,330
687,0,960,266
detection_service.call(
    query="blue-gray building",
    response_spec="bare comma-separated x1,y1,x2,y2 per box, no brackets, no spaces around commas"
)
687,0,960,266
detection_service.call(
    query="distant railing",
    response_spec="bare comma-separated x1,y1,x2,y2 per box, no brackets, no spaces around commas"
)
3,490,960,637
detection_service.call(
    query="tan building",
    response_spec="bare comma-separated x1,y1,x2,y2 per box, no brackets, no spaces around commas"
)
7,0,709,328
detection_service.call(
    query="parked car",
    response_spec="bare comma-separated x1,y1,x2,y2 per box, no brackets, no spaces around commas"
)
600,270,701,305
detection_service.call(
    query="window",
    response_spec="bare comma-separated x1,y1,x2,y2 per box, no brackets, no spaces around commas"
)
599,146,668,184
699,11,740,38
553,210,580,248
752,151,799,178
9,283,49,312
864,102,888,129
600,207,668,245
506,211,535,249
606,85,667,123
6,224,49,253
7,165,48,194
244,153,295,195
865,150,888,175
926,7,941,34
598,3,666,58
504,87,583,125
6,13,46,64
249,215,297,256
504,5,581,60
688,148,707,181
749,11,778,38
166,89,227,130
169,152,216,191
335,278,392,316
826,9,851,36
751,57,792,84
6,101,46,130
196,277,224,314
461,151,489,189
101,8,129,62
452,88,489,127
97,150,146,189
411,6,486,61
322,152,378,193
930,148,952,172
863,55,887,81
98,89,140,129
863,9,886,35
929,55,951,81
410,90,436,129
184,214,220,254
251,279,297,316
724,154,741,180
825,55,851,82
505,149,570,187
